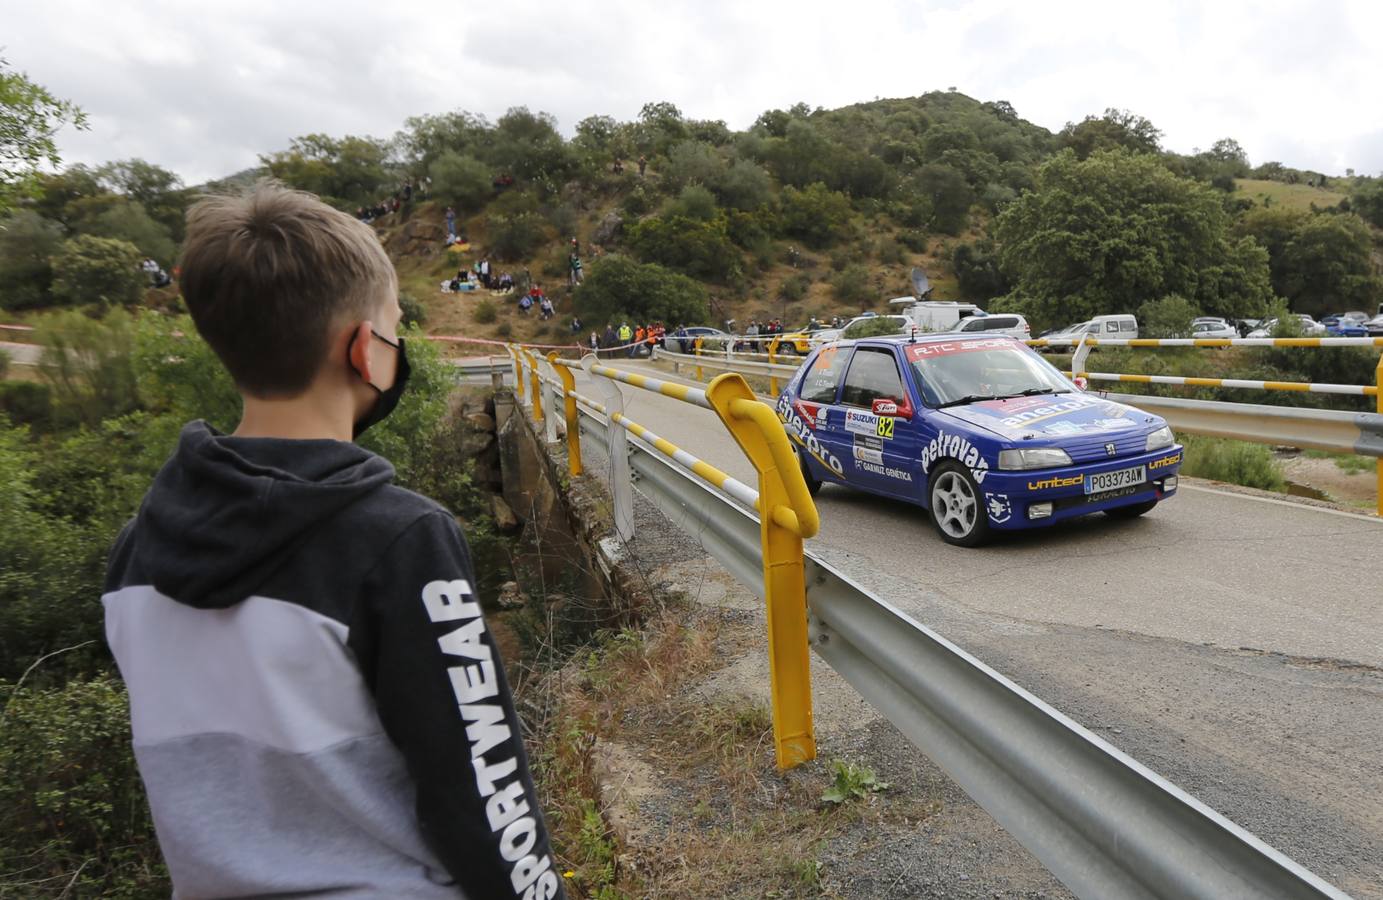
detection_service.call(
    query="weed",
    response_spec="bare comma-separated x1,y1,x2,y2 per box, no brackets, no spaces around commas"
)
821,758,890,805
1178,434,1285,492
473,299,498,324
1304,449,1375,475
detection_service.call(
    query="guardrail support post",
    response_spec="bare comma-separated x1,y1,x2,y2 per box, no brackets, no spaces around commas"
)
1071,332,1092,380
508,346,525,403
581,355,635,543
489,356,503,392
542,361,559,444
767,338,780,396
694,337,704,382
522,349,543,424
549,354,583,476
705,373,819,771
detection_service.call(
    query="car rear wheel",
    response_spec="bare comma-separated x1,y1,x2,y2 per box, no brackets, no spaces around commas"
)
796,446,821,497
928,462,991,547
1104,499,1157,519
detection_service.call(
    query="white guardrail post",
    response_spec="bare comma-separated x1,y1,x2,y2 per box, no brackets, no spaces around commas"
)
580,354,635,543
541,358,559,444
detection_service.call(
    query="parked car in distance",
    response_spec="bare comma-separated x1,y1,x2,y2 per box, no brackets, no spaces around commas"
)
1246,314,1326,338
1039,314,1139,350
670,326,733,353
1191,320,1238,340
951,313,1031,339
1364,314,1383,337
1321,313,1370,337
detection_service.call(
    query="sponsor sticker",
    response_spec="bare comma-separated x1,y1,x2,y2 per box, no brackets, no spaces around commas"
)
777,396,845,476
985,493,1012,524
1149,452,1182,470
1027,473,1083,490
853,445,884,464
905,337,1016,360
858,459,913,481
920,429,990,483
845,409,880,437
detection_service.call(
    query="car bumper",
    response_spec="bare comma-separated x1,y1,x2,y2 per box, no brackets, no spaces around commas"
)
975,446,1183,530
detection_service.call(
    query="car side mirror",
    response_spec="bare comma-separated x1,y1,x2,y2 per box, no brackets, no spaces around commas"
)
872,397,913,420
1072,376,1089,391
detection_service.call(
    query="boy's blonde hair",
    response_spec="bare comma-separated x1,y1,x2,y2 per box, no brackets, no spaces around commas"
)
178,181,397,397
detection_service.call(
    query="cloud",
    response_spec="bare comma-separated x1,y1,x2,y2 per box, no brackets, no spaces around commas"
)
6,0,1381,184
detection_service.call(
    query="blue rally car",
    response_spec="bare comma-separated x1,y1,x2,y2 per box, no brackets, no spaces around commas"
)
776,334,1184,546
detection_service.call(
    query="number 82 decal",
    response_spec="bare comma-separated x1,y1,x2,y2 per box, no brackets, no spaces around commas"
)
876,417,894,439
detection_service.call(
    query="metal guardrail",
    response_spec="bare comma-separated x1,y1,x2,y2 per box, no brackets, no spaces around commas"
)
495,347,1353,900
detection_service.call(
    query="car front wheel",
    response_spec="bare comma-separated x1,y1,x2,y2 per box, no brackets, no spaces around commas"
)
928,462,991,547
796,446,821,497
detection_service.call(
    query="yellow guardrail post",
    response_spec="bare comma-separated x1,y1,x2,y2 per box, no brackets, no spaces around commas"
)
705,372,820,771
767,337,780,396
549,353,583,476
508,345,525,403
694,337,704,381
1376,353,1382,517
522,348,543,423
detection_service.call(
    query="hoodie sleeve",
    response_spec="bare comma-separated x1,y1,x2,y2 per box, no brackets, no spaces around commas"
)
351,510,566,900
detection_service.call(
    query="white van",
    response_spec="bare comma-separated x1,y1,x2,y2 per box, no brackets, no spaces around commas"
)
951,313,1030,339
886,298,986,332
1089,314,1138,339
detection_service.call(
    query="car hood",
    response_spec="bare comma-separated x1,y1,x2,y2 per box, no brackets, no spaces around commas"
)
937,392,1162,441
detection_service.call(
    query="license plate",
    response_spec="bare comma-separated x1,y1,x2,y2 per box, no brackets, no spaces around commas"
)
1085,465,1145,494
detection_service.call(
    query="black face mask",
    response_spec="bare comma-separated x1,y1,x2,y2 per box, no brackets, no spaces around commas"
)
349,329,410,438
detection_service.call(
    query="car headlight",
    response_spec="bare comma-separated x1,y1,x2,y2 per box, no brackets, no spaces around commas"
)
1145,425,1174,452
998,447,1074,470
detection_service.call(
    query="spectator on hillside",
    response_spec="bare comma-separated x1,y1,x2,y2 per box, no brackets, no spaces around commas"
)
746,320,759,353
602,324,616,353
638,155,647,176
518,293,533,315
568,253,583,287
496,272,514,292
539,295,555,320
571,315,583,333
444,207,456,238
478,258,491,289
589,331,600,355
617,322,633,355
612,157,624,174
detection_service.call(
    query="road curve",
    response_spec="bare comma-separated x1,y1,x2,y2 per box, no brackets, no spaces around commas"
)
567,358,1383,897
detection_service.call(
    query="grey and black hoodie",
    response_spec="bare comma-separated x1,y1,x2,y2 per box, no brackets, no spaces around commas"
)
103,421,565,900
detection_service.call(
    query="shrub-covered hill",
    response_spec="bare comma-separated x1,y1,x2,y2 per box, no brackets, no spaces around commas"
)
5,91,1381,342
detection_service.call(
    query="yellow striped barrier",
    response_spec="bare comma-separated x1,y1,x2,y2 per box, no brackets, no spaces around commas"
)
1075,372,1379,397
549,354,582,476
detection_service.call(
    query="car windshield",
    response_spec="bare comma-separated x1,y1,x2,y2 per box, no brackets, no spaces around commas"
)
906,338,1073,407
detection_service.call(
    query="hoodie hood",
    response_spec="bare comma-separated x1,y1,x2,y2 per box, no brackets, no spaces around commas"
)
132,421,395,609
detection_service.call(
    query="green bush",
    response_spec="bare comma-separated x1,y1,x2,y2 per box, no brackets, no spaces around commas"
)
832,264,873,304
35,309,140,427
0,381,53,427
428,151,492,213
876,237,908,265
1178,433,1285,492
399,291,427,327
131,313,241,432
0,210,63,310
473,298,498,324
82,200,177,265
50,234,146,309
497,320,514,338
575,255,708,325
626,213,740,281
1137,294,1202,338
665,184,718,222
0,675,168,897
780,272,811,302
777,182,853,249
897,230,928,253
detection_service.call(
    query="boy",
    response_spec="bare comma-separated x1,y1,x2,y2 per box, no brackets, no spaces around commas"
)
102,182,564,900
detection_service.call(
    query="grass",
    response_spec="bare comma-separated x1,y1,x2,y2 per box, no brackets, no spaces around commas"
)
1304,449,1377,475
1234,178,1348,212
1178,433,1286,492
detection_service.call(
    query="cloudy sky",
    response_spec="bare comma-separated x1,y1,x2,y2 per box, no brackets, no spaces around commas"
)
9,0,1382,186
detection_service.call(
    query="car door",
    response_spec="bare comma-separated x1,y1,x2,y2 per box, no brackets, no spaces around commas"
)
836,346,923,496
788,344,849,481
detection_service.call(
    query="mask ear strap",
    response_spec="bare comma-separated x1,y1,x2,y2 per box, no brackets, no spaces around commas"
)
346,328,381,393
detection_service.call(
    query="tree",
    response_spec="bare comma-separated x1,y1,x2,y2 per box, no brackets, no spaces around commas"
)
777,182,853,248
489,107,574,193
627,212,740,281
1275,214,1381,316
50,234,145,308
664,140,722,191
951,239,1009,300
914,164,974,234
1137,294,1202,338
261,134,392,206
428,152,492,212
0,210,63,310
1,57,88,213
95,159,191,240
994,149,1272,324
1352,179,1383,229
574,255,708,325
82,200,177,264
1058,109,1162,159
710,158,773,211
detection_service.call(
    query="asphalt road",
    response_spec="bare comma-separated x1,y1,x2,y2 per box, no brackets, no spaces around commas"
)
566,358,1383,897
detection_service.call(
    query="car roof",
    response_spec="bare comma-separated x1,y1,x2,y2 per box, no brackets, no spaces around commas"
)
835,332,1027,350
